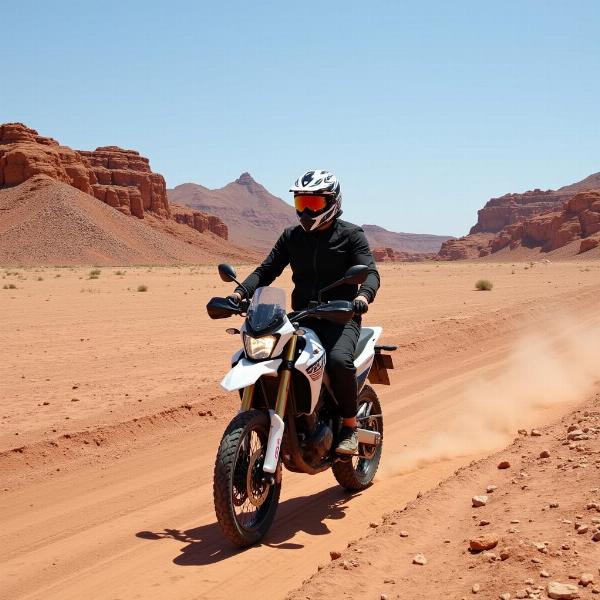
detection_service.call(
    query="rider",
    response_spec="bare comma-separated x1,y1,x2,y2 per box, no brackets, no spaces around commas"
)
227,170,380,455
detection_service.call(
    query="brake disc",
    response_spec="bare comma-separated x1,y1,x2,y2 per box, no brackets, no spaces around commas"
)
247,449,270,507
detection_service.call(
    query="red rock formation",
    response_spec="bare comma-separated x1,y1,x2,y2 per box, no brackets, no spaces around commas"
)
78,147,169,218
170,203,228,239
0,122,230,242
443,190,600,258
0,123,93,194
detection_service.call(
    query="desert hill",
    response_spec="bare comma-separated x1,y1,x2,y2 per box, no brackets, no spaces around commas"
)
0,123,258,265
362,224,452,254
0,176,253,266
168,173,297,253
440,170,600,260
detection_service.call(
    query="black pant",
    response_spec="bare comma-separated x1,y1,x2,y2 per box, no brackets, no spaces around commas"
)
304,317,361,419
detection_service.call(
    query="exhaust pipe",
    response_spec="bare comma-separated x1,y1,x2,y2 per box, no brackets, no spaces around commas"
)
356,428,381,446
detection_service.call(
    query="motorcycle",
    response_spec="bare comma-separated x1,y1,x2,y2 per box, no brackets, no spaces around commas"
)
206,263,396,547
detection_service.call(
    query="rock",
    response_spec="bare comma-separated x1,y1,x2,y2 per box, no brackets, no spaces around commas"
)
412,553,427,565
576,525,588,534
515,591,527,599
531,429,542,436
592,531,600,541
479,520,491,526
369,521,378,528
499,547,511,561
580,574,594,587
0,122,229,243
472,583,480,593
329,550,342,560
472,495,488,507
550,501,559,508
499,594,511,600
547,581,580,599
540,450,551,458
498,461,511,469
399,530,409,537
486,485,498,493
469,533,499,552
541,570,551,578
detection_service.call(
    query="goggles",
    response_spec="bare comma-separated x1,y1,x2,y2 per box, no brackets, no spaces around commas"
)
294,194,328,213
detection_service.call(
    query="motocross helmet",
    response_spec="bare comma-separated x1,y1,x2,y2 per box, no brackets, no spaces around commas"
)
290,170,342,232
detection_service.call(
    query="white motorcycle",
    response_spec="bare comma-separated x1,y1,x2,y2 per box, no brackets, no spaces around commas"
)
206,263,396,547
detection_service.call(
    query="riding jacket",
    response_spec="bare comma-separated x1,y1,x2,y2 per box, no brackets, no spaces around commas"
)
235,218,380,311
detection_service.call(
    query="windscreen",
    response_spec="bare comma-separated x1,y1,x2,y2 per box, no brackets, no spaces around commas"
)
247,287,287,333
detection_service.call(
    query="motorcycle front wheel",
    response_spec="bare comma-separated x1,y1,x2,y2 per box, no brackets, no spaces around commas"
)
213,409,281,547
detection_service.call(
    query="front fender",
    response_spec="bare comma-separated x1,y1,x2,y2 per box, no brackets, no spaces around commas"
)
220,358,282,392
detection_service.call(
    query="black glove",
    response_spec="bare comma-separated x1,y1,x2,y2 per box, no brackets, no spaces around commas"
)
226,293,241,308
353,297,369,315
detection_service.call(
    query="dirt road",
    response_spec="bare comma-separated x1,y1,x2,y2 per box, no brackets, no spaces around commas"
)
1,261,599,599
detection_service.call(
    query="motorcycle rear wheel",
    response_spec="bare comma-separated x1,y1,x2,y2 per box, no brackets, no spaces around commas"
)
332,385,383,491
213,409,282,547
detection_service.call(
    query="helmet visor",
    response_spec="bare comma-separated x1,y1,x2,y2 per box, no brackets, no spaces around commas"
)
294,194,328,213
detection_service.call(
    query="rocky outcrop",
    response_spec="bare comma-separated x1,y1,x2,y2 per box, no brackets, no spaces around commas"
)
487,190,600,254
438,233,495,260
362,224,452,254
170,203,228,239
78,147,169,219
0,123,168,220
441,190,600,259
0,123,93,194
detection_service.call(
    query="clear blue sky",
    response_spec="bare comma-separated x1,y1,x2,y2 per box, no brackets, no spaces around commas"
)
2,1,599,236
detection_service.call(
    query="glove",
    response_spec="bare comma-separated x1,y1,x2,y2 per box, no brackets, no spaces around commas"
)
353,296,369,315
226,293,242,307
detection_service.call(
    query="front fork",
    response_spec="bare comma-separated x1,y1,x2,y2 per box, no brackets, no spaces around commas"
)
251,335,298,474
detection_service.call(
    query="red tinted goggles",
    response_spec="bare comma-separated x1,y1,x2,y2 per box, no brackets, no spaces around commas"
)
294,194,328,213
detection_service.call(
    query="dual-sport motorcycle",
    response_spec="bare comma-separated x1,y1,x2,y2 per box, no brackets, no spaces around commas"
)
206,263,396,547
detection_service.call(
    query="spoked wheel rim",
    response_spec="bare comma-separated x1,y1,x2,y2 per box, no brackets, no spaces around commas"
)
232,427,273,531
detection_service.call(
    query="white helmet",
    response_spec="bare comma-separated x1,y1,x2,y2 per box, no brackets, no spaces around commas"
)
290,170,342,232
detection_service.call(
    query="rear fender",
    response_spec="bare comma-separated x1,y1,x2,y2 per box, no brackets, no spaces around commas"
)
220,358,282,392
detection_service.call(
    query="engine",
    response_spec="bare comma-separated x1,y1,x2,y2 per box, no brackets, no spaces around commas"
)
301,421,333,467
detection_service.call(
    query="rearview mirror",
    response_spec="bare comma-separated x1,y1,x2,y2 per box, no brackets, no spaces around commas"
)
218,263,237,283
343,265,369,285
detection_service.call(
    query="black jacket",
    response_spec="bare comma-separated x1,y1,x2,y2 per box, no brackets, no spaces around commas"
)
236,218,380,311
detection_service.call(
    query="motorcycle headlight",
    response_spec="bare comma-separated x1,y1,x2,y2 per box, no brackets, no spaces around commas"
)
243,333,278,360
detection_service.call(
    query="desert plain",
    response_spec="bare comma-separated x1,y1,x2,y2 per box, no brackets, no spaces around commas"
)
2,260,600,600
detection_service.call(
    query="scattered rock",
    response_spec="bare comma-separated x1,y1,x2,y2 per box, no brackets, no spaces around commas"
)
472,583,480,594
469,533,499,552
329,550,342,560
580,574,594,587
499,547,511,561
541,570,551,578
547,581,580,599
486,485,498,493
479,519,490,526
412,553,427,565
399,530,409,537
498,461,511,469
540,450,551,458
499,593,511,600
472,495,488,507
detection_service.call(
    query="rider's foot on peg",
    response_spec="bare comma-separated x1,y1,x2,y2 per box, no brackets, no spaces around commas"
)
336,426,358,455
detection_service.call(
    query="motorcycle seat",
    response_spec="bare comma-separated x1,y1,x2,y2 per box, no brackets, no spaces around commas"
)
354,327,375,359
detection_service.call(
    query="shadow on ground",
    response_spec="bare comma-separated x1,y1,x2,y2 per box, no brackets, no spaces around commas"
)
136,485,359,566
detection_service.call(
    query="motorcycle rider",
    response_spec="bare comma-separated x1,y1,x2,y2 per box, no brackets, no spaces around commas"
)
227,170,380,455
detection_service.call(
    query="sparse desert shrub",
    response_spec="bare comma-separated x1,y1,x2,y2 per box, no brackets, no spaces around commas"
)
114,270,125,276
37,277,44,281
475,279,493,291
3,283,17,289
137,284,148,292
89,269,101,279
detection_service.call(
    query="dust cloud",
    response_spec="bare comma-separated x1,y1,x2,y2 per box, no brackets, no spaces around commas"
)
381,315,600,477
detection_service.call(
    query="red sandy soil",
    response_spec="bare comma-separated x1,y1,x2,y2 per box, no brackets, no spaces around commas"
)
0,176,255,266
1,261,600,599
287,397,600,600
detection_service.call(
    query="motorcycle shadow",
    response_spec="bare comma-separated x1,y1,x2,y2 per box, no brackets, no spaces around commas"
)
136,485,361,566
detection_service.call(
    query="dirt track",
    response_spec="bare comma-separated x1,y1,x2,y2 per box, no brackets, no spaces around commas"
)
1,261,600,599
